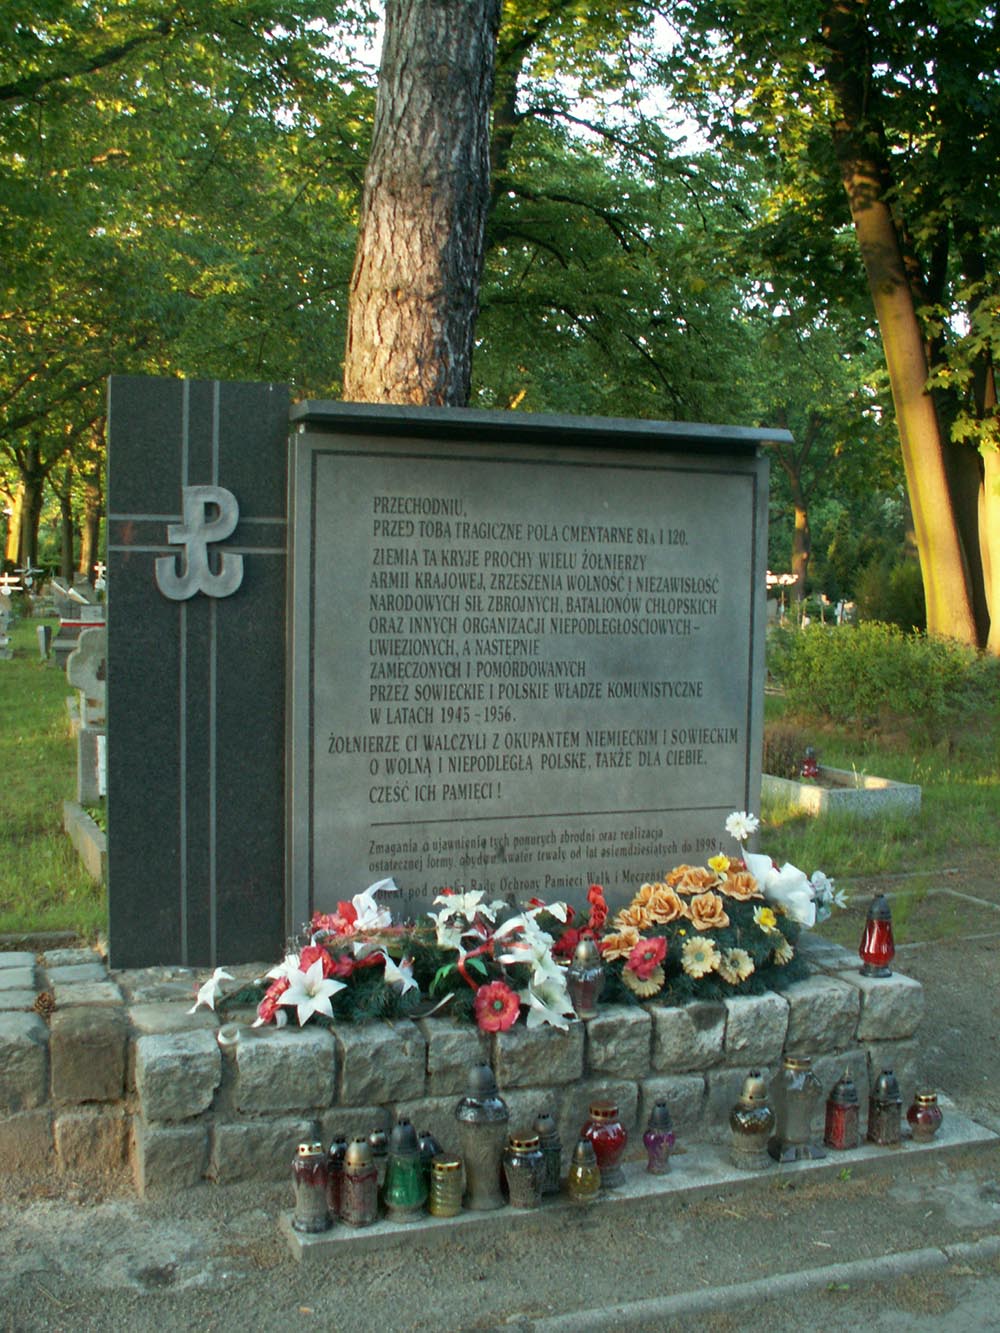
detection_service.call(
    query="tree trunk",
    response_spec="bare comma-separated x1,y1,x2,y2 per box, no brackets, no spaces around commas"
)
790,481,810,604
823,0,979,647
4,481,23,565
19,471,43,568
59,487,75,581
343,0,501,406
79,471,103,581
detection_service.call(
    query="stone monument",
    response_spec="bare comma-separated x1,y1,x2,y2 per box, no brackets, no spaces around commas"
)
107,378,784,967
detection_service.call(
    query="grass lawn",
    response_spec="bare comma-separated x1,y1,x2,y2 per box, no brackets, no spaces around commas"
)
0,616,105,939
1,609,997,943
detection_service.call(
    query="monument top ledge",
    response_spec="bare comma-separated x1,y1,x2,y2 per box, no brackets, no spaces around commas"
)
290,399,794,455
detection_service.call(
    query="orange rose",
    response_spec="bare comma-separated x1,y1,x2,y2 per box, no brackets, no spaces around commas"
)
670,866,720,894
723,870,763,901
600,926,641,960
646,885,689,925
615,904,653,931
687,891,730,931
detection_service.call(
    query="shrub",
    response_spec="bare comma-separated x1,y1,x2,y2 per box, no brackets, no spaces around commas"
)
763,722,813,779
768,621,1000,743
856,558,926,631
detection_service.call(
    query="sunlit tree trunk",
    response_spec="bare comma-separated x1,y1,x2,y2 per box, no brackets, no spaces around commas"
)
343,0,501,406
824,0,979,646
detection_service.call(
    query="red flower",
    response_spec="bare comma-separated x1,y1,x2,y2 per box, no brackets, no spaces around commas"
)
626,935,667,981
552,926,594,960
474,981,521,1032
299,944,336,977
310,901,358,938
587,884,609,933
256,976,290,1024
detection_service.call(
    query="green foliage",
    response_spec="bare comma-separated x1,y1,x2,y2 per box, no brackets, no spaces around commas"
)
770,622,1000,742
0,619,104,937
855,558,926,632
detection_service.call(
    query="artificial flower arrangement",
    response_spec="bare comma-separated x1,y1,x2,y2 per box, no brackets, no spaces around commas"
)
192,814,844,1033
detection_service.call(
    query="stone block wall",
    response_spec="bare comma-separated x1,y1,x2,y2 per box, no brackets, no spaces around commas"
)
0,937,925,1196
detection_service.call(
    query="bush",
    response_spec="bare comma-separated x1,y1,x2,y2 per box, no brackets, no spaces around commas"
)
763,722,814,778
856,558,926,631
768,621,1000,743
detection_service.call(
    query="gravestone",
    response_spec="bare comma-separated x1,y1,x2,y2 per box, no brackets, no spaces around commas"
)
106,376,289,968
286,403,773,929
67,627,108,804
108,378,783,967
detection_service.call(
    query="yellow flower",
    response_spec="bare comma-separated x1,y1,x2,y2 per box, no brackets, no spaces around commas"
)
753,905,779,935
726,947,755,981
681,934,721,979
708,854,730,875
621,964,665,998
772,937,794,965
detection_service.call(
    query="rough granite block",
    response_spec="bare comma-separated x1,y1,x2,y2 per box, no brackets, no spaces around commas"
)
492,1022,585,1089
584,1006,652,1079
781,975,860,1053
319,1105,391,1147
50,1006,126,1103
235,1027,336,1113
335,1020,426,1105
52,981,123,1008
41,948,101,968
556,1078,639,1159
0,952,36,969
132,1118,208,1195
637,1074,707,1142
54,1110,128,1173
126,1003,220,1091
650,1001,726,1072
209,1118,318,1183
795,934,856,970
0,1012,49,1112
134,1030,221,1121
419,1018,490,1096
836,970,925,1041
44,963,107,984
0,966,36,991
723,992,789,1067
0,991,37,1012
0,1111,53,1171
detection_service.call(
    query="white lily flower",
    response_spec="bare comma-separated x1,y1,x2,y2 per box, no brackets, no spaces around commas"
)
351,880,397,931
521,975,574,1029
253,1006,288,1029
381,952,418,994
188,967,233,1014
265,952,302,982
278,958,347,1025
764,862,817,928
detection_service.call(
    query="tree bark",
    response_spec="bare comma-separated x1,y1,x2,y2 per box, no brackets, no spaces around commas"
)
79,470,103,581
823,0,979,647
343,0,501,406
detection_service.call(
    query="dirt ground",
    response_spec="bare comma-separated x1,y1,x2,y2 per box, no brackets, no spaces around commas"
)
3,856,1000,1332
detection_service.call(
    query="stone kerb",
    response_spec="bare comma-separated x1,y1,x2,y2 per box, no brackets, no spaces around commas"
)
0,944,929,1195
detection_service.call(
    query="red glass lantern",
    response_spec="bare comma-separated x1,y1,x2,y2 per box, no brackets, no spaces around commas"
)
859,894,895,977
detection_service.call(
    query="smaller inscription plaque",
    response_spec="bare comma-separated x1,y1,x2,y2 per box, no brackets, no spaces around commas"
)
287,404,776,930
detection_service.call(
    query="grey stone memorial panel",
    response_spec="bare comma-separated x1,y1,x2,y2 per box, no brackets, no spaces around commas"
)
106,376,289,969
288,404,774,929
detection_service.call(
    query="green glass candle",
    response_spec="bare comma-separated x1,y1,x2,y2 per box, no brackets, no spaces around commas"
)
383,1120,427,1221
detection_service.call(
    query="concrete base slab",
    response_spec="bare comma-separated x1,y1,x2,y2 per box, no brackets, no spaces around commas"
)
282,1096,995,1263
